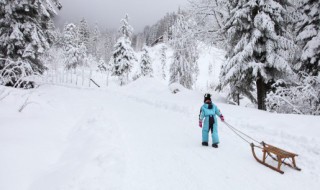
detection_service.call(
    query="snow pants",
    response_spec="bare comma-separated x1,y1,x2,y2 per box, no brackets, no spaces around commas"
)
202,115,219,144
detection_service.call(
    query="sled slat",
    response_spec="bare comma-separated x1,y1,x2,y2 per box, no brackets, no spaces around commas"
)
263,144,298,158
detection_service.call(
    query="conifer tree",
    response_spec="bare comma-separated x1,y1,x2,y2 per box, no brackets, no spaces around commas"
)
98,57,107,72
140,46,153,77
0,0,62,87
219,0,295,110
119,14,133,40
78,18,90,52
163,31,169,43
295,0,320,76
160,45,167,80
169,14,199,89
92,23,101,57
62,23,86,69
110,14,137,85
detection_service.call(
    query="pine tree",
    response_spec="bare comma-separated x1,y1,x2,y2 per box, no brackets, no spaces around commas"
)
110,38,137,85
295,0,320,76
78,18,90,52
110,14,137,86
169,14,199,89
119,14,133,40
160,45,167,80
140,46,153,77
219,0,295,110
98,57,107,72
0,0,62,87
91,23,101,57
62,23,86,69
163,31,169,43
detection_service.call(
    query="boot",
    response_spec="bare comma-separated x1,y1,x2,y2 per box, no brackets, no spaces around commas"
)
212,144,218,148
202,142,208,146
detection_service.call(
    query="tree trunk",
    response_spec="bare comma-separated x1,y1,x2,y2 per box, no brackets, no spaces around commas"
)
257,78,267,110
236,93,240,106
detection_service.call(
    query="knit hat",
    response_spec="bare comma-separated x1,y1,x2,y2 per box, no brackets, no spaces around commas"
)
204,93,211,102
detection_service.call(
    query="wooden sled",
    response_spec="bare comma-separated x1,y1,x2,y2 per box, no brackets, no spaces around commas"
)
251,142,301,174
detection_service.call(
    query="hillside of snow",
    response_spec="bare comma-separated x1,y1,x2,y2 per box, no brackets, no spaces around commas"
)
0,76,320,190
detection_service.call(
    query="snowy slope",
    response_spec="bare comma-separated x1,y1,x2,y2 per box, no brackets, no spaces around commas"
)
0,79,319,190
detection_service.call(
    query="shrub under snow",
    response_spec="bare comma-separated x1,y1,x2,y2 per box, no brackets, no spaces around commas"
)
266,73,320,115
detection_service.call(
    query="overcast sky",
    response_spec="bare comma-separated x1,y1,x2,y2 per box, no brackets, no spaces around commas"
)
54,0,188,32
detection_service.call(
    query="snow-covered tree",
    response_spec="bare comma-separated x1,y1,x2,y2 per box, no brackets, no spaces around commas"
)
169,14,199,89
160,45,167,80
0,0,62,87
84,54,98,69
219,0,295,110
40,40,64,71
91,23,101,57
140,46,153,77
295,0,320,76
97,55,113,86
110,14,137,86
140,12,178,46
78,18,90,51
119,14,133,40
148,27,158,45
110,37,137,85
163,31,169,43
62,23,86,69
188,0,231,47
97,57,107,72
266,73,320,115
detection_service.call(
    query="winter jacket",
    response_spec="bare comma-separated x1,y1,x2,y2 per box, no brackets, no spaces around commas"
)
199,102,221,144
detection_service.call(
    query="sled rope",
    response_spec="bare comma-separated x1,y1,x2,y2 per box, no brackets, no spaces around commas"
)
222,121,262,147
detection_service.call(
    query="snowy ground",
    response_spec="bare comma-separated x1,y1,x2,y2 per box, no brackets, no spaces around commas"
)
1,77,320,190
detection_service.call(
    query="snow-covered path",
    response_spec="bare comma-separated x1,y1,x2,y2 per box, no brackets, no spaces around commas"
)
1,79,319,190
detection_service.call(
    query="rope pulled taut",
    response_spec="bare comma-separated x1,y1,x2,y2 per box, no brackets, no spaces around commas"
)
222,121,262,148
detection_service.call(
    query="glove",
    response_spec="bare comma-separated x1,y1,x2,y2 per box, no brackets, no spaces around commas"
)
199,120,202,128
220,115,225,122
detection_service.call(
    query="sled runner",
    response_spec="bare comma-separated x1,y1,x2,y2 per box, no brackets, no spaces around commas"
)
222,121,301,174
251,142,301,174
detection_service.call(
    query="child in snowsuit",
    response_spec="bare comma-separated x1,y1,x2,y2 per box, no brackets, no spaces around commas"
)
199,93,224,148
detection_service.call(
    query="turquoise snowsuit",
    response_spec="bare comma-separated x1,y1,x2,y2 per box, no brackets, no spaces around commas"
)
199,103,221,144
